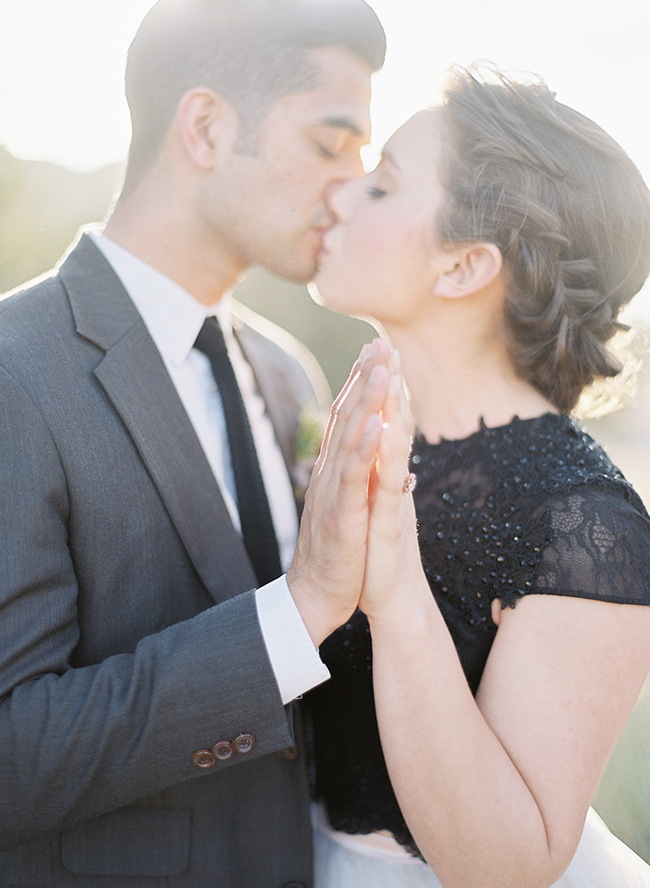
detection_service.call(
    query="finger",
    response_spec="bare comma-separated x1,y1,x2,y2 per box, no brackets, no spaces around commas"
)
377,421,409,499
307,363,390,524
320,342,394,503
320,356,390,474
337,411,384,510
367,415,416,539
386,349,413,447
316,340,389,471
380,372,412,469
312,371,388,521
333,339,390,415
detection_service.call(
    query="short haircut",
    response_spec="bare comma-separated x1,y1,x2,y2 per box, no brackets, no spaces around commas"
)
124,0,386,183
436,66,650,413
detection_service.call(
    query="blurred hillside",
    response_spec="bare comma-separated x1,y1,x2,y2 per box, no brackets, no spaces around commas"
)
0,147,375,395
0,147,122,293
2,150,650,861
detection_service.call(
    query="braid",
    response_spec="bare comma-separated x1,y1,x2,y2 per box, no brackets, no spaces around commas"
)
505,259,627,413
437,66,650,413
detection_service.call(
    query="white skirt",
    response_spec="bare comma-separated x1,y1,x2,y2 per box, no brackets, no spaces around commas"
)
313,806,650,888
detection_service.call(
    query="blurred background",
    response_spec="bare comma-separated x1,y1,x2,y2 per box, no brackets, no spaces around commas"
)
2,0,650,861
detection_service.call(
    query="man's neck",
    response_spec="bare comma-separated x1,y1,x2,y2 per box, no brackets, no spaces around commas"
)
103,194,245,307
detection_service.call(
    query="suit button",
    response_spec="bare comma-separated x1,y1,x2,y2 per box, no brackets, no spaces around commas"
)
192,750,216,769
212,741,235,761
277,744,298,762
232,733,255,755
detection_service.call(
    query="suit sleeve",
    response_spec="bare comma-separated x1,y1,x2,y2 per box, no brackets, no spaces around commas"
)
0,364,294,851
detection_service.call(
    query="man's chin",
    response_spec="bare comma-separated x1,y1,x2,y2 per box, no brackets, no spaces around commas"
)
257,239,319,285
270,258,318,286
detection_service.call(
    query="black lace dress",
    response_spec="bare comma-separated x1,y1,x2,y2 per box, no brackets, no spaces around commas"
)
308,413,650,858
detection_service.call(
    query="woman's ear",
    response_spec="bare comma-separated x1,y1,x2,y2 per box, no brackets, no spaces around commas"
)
176,88,239,170
433,242,503,299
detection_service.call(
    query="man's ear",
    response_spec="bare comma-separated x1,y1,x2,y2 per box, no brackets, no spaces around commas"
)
176,88,240,170
433,242,503,299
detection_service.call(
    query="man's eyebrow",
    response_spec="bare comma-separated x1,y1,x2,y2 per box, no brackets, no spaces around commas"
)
319,116,367,138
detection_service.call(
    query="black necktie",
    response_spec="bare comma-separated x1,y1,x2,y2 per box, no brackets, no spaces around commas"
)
194,316,282,586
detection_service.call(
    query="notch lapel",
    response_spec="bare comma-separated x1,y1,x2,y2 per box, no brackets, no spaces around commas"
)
60,234,257,602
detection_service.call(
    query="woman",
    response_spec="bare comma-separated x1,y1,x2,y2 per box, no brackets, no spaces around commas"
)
306,68,650,888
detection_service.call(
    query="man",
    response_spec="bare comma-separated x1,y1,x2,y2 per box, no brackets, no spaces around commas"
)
0,1,386,885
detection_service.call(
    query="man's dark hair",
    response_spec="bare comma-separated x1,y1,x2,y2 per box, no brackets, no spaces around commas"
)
124,0,386,185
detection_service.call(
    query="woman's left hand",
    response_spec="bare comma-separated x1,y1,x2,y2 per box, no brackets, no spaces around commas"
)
359,352,427,623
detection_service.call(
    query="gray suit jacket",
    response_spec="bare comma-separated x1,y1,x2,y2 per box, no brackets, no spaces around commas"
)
0,233,325,887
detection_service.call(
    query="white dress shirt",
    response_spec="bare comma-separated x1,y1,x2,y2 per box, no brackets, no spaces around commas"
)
90,232,329,702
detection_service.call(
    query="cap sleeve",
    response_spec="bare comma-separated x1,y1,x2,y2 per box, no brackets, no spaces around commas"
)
529,486,650,606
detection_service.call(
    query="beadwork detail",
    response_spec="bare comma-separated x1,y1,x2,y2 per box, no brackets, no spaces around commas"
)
309,413,650,858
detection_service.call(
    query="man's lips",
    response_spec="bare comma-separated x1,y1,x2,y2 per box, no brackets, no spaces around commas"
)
317,228,337,259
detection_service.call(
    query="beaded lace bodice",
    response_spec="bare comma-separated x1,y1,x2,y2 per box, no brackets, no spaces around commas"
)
308,413,650,855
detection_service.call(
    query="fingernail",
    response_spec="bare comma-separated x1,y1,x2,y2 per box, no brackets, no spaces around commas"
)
358,343,371,362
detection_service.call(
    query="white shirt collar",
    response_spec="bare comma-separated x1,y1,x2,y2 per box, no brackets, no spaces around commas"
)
89,232,233,366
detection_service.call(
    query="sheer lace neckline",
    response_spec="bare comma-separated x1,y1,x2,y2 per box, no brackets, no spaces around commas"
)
414,411,564,449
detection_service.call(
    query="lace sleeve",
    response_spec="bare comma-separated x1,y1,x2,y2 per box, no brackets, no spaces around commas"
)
529,486,650,606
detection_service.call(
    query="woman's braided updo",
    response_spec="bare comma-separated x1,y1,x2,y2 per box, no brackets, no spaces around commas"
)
436,67,650,413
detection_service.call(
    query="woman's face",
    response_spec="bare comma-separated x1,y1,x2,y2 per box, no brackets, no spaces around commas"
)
313,109,447,326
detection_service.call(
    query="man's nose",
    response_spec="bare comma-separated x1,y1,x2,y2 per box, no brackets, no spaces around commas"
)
325,179,346,216
328,150,365,192
325,176,359,222
343,151,366,182
326,149,366,209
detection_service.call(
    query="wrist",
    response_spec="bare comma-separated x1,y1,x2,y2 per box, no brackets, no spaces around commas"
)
363,572,434,633
286,571,357,648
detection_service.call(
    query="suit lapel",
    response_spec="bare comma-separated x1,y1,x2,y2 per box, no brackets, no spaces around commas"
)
59,234,257,601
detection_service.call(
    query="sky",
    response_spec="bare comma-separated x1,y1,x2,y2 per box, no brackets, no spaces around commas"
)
1,0,650,314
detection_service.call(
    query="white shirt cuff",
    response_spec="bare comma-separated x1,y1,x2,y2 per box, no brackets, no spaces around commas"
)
255,576,330,704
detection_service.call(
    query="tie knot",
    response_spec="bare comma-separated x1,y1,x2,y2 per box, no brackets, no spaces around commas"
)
195,316,228,359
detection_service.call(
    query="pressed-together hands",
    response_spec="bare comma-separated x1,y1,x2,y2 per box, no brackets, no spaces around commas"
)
287,339,421,646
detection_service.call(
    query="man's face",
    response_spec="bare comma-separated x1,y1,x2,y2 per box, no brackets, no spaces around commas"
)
203,45,373,283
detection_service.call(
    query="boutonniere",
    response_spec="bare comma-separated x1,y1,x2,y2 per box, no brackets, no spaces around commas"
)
293,405,326,502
